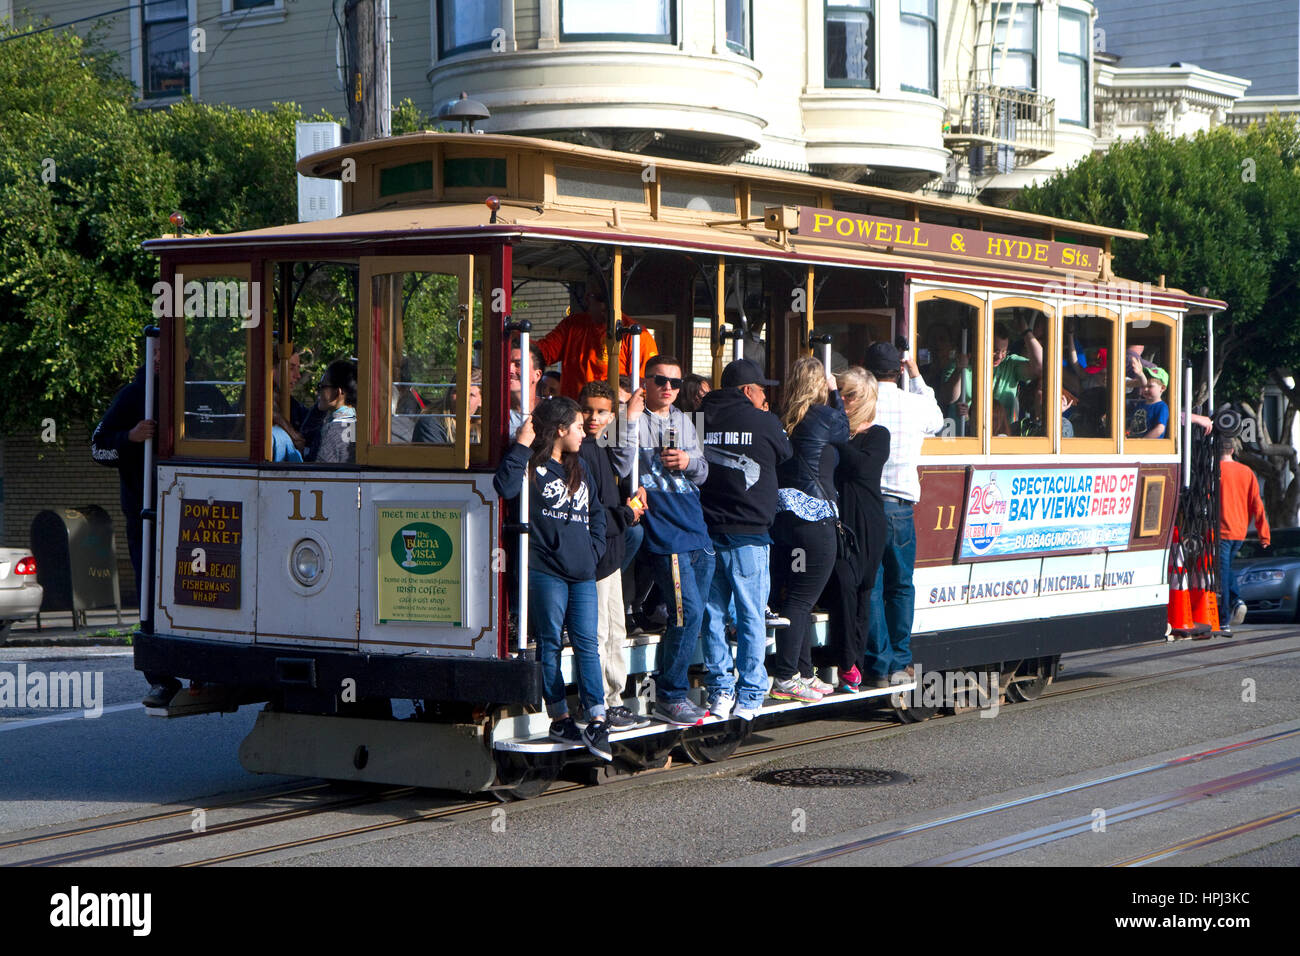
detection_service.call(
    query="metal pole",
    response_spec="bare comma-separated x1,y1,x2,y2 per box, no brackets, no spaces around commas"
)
517,328,532,653
959,327,970,438
140,327,160,627
1206,312,1214,414
1183,360,1193,490
630,330,641,491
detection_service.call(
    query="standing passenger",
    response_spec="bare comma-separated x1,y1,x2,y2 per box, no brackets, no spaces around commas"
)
698,359,792,720
1219,437,1270,634
863,342,944,687
823,367,889,692
578,380,651,730
770,357,849,702
624,355,713,726
536,274,658,400
494,398,612,760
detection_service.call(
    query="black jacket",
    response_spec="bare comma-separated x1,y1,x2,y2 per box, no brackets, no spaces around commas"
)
777,392,850,506
91,366,154,518
494,444,607,583
835,424,891,577
699,387,793,536
579,436,635,579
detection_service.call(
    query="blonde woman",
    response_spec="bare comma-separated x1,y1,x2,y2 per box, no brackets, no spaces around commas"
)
823,367,890,692
769,356,849,703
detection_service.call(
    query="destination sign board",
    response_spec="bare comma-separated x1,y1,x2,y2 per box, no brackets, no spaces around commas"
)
796,207,1104,275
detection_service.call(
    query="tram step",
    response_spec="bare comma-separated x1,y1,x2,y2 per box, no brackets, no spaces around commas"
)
554,612,831,685
492,680,915,752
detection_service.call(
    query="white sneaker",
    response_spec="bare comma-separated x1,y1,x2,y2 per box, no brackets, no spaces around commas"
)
805,674,834,695
707,692,735,720
1230,601,1247,626
733,704,760,721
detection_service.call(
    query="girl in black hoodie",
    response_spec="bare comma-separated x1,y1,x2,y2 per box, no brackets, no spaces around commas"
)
494,397,611,760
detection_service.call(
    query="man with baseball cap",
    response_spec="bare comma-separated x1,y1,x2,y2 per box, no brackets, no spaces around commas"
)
863,341,944,687
697,358,793,720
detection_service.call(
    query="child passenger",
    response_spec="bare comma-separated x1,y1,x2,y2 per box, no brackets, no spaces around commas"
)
577,380,651,730
493,397,612,761
1127,366,1170,439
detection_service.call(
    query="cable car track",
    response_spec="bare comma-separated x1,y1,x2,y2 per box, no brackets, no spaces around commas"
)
8,638,1292,867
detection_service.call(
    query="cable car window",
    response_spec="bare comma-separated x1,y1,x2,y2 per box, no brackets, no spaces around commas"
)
1124,314,1176,443
920,296,981,440
172,267,255,454
555,164,647,205
1062,314,1116,441
990,306,1048,438
659,175,737,214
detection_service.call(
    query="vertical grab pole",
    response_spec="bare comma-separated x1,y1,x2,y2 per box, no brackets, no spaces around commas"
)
517,325,532,653
140,326,160,630
630,331,641,492
1206,312,1215,415
1183,360,1193,490
810,332,833,378
959,328,970,438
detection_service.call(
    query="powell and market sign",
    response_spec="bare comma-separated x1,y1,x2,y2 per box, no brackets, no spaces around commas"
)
796,207,1105,275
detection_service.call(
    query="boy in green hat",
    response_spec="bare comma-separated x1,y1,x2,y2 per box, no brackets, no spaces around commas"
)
1127,366,1170,439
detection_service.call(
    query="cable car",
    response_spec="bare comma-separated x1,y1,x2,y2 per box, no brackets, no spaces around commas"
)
133,132,1225,797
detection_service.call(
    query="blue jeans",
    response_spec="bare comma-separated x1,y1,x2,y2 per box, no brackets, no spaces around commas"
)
530,568,604,721
701,542,770,710
1219,538,1243,615
866,500,917,679
622,522,644,574
650,548,715,701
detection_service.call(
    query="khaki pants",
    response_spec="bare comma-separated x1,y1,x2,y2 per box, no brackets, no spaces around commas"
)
596,569,628,709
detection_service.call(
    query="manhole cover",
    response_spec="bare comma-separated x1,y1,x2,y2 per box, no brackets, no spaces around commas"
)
752,768,910,788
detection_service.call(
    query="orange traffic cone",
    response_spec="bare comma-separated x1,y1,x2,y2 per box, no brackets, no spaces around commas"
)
1167,541,1204,637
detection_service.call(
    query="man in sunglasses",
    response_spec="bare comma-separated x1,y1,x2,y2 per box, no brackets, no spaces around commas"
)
537,273,658,400
622,354,712,727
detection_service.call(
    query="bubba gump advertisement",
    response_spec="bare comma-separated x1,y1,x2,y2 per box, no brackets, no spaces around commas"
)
173,498,242,609
960,468,1138,560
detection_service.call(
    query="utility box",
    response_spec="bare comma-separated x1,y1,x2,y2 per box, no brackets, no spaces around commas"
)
30,505,122,627
297,121,343,222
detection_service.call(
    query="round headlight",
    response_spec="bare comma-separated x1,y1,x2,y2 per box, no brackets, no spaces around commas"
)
290,539,325,587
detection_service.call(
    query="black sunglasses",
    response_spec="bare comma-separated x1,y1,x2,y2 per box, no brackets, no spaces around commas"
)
652,374,683,389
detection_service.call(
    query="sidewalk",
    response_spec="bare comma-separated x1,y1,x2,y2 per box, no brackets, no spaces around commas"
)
3,607,135,646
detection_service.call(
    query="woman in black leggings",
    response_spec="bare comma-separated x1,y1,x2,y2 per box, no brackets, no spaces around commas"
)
821,367,889,692
770,357,849,702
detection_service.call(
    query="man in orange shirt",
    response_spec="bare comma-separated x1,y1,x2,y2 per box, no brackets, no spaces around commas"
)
1219,437,1271,632
537,276,657,400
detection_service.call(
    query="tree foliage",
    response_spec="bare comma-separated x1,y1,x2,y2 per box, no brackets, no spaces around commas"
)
1013,119,1300,404
0,19,344,437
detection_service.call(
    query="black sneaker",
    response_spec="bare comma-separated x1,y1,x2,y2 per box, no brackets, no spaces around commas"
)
765,606,791,628
582,719,613,761
548,716,582,745
606,705,652,730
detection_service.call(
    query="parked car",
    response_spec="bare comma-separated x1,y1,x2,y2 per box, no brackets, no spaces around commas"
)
1234,528,1300,622
0,548,44,639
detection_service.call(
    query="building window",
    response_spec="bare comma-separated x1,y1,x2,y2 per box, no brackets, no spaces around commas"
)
560,0,675,43
899,0,937,95
143,0,189,100
232,0,273,8
1057,8,1089,125
992,2,1037,91
437,0,497,57
825,0,873,88
726,0,752,58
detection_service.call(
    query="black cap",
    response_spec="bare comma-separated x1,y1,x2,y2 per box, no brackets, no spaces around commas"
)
865,342,902,375
721,358,778,388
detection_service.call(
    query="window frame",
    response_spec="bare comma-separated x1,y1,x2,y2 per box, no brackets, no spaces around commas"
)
725,0,753,58
989,297,1054,456
899,0,938,96
358,256,481,469
172,261,258,460
1059,304,1119,455
436,0,499,58
917,288,985,457
824,0,876,90
141,0,191,101
992,2,1038,92
1057,7,1091,126
558,0,677,44
1122,311,1178,455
